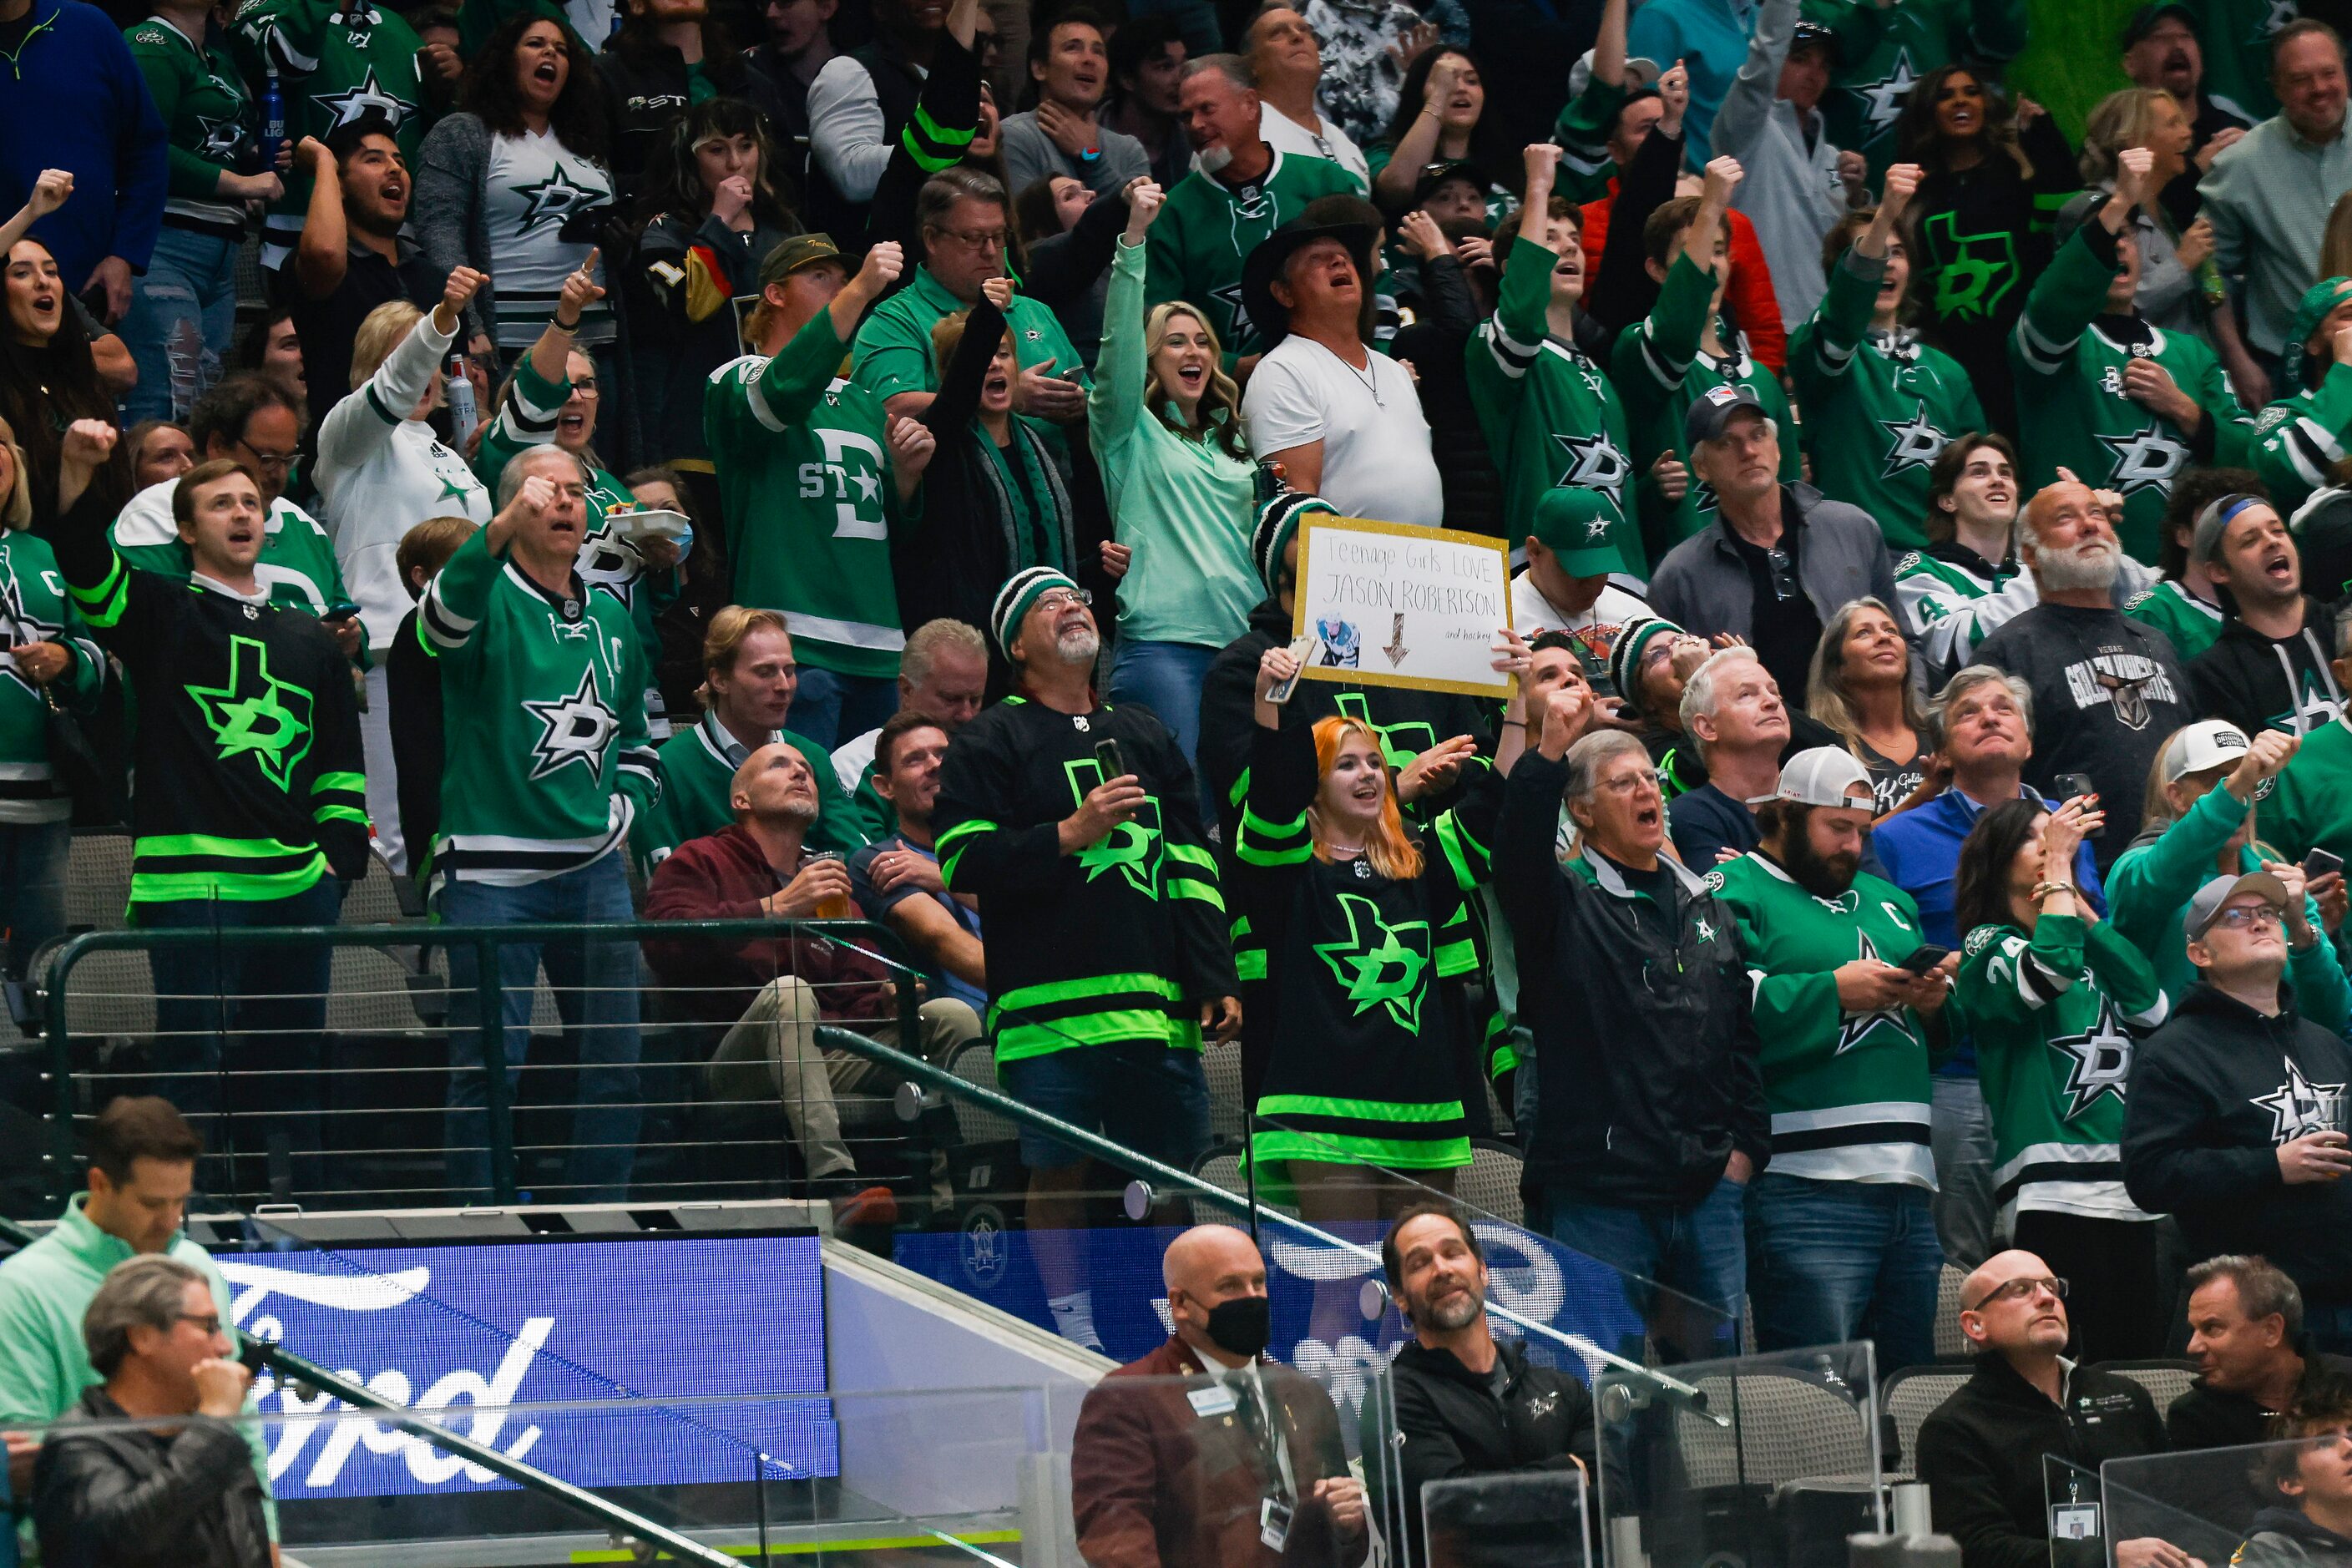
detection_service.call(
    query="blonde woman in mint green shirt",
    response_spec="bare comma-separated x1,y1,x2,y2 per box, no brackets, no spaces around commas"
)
1091,181,1263,776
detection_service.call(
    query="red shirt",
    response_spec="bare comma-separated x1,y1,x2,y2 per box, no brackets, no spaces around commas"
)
1580,182,1787,372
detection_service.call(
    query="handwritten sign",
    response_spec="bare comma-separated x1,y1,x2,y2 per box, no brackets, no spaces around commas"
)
1291,515,1514,698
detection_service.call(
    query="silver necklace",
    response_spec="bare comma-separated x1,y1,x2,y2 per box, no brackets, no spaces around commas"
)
1339,349,1383,407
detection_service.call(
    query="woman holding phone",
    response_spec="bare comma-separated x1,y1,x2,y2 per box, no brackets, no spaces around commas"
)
1952,794,2171,1361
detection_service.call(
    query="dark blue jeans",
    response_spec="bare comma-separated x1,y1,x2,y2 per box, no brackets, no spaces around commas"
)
1544,1176,1748,1363
0,818,69,981
440,855,642,1204
1746,1172,1942,1372
142,877,343,1201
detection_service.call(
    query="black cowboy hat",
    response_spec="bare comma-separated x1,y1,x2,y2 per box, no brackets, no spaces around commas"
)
1239,217,1381,347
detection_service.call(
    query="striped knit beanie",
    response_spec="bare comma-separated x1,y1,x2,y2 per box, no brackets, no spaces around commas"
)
1606,615,1685,721
1252,490,1338,593
989,566,1082,660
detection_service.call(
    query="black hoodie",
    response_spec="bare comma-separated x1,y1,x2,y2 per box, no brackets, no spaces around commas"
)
2238,1505,2352,1565
2124,984,2352,1299
1198,596,1495,841
1913,1355,2167,1568
1383,1336,1600,1567
2188,598,2349,741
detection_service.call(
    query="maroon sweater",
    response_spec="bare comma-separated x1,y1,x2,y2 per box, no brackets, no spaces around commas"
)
642,823,896,1027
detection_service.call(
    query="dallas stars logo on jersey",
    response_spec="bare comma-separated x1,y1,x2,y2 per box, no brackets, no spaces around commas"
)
1314,893,1431,1030
2050,995,2136,1119
192,109,247,164
312,64,412,132
1331,691,1437,773
523,665,618,781
185,635,316,792
1925,211,2020,321
1211,282,1252,342
1879,399,1952,478
512,164,604,236
0,574,64,699
1835,932,1922,1054
1849,47,1919,136
2097,422,2192,495
1553,432,1630,497
2252,1056,2346,1141
1065,757,1163,895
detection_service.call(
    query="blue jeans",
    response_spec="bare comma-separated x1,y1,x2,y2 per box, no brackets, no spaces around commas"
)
1545,1177,1748,1363
787,665,900,753
1747,1172,1942,1371
1106,640,1217,771
142,878,343,1201
999,1041,1212,1173
122,226,239,423
0,819,69,981
440,854,643,1203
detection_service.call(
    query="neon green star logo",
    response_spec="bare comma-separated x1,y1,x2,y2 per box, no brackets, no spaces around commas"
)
184,635,314,792
1333,690,1436,773
1313,893,1431,1031
1065,756,1163,896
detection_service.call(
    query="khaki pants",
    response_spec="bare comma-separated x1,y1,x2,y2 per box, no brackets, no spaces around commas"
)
708,979,980,1179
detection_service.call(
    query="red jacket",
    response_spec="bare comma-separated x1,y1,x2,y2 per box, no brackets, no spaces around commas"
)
1580,183,1787,372
641,824,895,1027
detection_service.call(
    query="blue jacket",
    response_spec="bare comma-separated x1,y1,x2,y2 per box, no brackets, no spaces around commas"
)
1626,0,1755,165
0,0,168,281
1873,784,2107,953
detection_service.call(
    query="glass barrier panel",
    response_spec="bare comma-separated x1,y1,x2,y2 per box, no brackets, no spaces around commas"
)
1420,1464,1591,1568
2101,1439,2352,1568
1591,1341,1882,1568
2044,1453,2106,1567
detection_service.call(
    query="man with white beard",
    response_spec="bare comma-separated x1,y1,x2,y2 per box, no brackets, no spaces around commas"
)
1382,1202,1596,1565
1975,479,2195,869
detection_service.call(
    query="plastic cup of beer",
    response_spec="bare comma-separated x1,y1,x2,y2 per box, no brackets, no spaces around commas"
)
804,850,854,920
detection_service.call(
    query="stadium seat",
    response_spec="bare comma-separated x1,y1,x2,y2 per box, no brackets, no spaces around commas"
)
2102,1359,2198,1419
1935,1264,1969,1358
1201,1040,1247,1144
946,1039,1019,1146
1880,1363,1973,1479
1457,1139,1524,1227
1674,1366,1874,1489
1188,1146,1299,1226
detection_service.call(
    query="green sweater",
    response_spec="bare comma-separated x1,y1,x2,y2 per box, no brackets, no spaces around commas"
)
125,14,255,238
0,1196,275,1535
851,264,1085,404
2104,780,2352,1023
1088,239,1261,648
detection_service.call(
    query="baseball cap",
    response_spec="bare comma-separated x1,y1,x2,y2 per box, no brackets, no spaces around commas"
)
1769,747,1875,809
1683,382,1768,448
2185,869,2291,939
1530,488,1630,576
2162,718,2253,783
1568,47,1662,99
2117,2,2196,48
1414,159,1487,205
1790,18,1839,61
757,233,844,288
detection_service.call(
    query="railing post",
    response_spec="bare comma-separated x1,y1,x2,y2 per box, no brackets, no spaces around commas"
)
477,936,516,1204
44,940,82,1207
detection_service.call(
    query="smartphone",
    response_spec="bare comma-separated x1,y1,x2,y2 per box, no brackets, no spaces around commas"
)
2307,847,2346,880
1266,634,1320,705
2054,772,2102,838
1093,738,1126,783
1898,944,1952,974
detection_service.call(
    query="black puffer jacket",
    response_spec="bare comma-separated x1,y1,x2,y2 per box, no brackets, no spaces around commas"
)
33,1386,270,1568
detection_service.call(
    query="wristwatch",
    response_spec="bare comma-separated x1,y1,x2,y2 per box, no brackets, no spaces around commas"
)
1079,145,1101,164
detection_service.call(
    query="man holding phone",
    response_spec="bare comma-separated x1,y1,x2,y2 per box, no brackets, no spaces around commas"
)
2126,872,2352,1353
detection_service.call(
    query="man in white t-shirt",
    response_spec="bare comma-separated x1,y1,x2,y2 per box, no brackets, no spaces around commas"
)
1510,486,1652,691
1239,216,1443,526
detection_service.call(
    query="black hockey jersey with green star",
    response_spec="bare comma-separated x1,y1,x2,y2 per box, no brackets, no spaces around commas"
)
933,695,1236,1062
1707,850,1936,1186
1232,716,1478,1171
42,493,367,906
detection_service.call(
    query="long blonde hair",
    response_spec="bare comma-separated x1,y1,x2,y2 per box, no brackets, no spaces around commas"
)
1141,301,1249,460
1308,716,1424,882
2078,87,2180,186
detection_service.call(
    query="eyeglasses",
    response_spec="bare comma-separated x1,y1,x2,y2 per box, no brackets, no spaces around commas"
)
175,1312,225,1335
1597,768,1662,795
2213,905,2286,931
234,439,297,471
933,226,1009,250
1765,546,1798,603
1965,1276,2068,1313
570,377,599,395
1034,588,1093,612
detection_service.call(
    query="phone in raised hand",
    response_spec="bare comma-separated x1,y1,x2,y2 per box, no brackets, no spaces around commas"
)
2306,847,2345,881
1093,738,1126,783
1266,634,1320,705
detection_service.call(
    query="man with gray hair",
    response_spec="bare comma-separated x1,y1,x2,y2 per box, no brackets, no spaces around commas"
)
422,453,660,1203
32,1254,269,1568
1146,53,1358,369
831,618,992,837
1667,645,1792,871
1975,478,2193,867
1494,670,1766,1363
2171,1254,2352,1452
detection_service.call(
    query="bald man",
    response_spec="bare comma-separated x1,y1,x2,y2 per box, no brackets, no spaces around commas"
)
1973,480,2194,867
642,741,981,1222
1914,1249,2180,1568
1070,1224,1372,1566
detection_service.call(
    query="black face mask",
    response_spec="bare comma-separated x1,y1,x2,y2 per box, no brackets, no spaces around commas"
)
1201,1293,1271,1359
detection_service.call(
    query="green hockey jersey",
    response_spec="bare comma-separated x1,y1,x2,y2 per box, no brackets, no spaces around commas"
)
111,481,357,623
231,0,424,266
0,534,105,827
1552,75,1626,206
933,695,1235,1062
1707,851,1935,1186
417,524,658,888
1802,0,2027,175
1613,251,1799,551
1957,912,2170,1226
127,15,259,240
2252,359,2352,519
1894,543,2021,673
2010,222,2252,564
1143,150,1362,366
1233,718,1478,1171
2191,0,2289,121
1789,247,1985,549
630,710,869,873
2261,712,2352,866
2122,577,2224,662
707,311,912,680
1468,235,1639,568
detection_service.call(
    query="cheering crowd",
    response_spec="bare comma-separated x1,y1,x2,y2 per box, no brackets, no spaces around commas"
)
13,0,2352,1550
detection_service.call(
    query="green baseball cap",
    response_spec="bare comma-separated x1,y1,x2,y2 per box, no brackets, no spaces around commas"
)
1531,488,1631,576
757,234,846,288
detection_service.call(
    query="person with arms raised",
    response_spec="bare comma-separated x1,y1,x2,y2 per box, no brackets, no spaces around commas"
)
2251,278,2352,519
